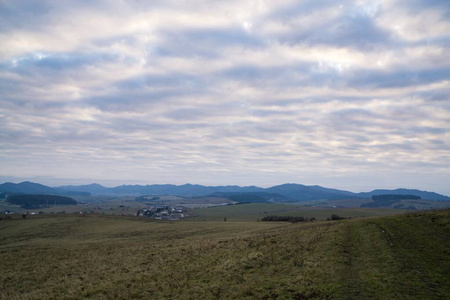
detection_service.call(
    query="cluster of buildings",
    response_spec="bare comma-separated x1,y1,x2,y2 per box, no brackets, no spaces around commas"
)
136,206,187,220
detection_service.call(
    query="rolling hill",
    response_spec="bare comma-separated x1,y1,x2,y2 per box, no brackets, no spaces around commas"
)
1,181,449,202
0,181,90,196
266,183,359,201
358,189,450,201
0,209,448,299
6,194,77,208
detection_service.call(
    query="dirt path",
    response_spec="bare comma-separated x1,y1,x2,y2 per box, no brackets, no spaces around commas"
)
338,223,364,299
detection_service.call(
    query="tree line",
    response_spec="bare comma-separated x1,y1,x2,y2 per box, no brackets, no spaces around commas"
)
6,194,77,209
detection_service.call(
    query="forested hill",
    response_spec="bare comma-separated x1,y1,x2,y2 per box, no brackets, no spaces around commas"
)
0,181,89,196
6,194,77,208
357,189,450,201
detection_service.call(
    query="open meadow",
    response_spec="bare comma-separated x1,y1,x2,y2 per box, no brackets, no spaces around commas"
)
0,209,449,299
189,203,404,222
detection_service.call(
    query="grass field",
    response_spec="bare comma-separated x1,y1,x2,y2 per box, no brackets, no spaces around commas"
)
0,209,449,299
189,203,404,222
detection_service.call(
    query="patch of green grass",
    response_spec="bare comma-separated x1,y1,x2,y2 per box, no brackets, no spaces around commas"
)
329,210,450,299
190,203,402,221
189,203,293,221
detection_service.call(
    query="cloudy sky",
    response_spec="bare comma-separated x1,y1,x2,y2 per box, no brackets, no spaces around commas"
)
1,0,449,194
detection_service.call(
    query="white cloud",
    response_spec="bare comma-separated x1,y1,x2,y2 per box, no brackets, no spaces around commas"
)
378,0,450,42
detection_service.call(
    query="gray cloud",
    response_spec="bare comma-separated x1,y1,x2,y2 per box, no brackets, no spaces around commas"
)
281,10,391,50
159,28,265,58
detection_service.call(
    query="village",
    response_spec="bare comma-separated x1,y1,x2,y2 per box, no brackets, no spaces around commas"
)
136,205,188,220
0,198,191,220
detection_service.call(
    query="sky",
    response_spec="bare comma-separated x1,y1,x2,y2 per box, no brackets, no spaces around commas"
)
0,0,449,194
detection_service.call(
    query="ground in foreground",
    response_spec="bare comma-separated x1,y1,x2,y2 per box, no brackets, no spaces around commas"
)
0,209,449,299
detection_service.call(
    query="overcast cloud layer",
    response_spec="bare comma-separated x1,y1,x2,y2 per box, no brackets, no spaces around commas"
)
1,0,449,194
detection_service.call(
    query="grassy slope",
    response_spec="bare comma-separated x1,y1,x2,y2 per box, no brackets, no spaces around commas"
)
0,210,449,299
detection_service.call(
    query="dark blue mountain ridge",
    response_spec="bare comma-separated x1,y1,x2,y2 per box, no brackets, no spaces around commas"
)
0,181,90,196
57,183,108,194
0,181,55,194
266,183,358,201
109,183,264,196
358,189,450,201
1,182,449,201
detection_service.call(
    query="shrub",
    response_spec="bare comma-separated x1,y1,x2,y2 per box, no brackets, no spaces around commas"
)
330,214,345,220
261,215,307,223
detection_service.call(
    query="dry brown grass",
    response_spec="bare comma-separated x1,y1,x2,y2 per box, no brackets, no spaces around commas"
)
0,210,449,299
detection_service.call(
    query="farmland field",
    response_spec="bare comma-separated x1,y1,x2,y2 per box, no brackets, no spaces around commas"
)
0,209,449,299
189,203,404,222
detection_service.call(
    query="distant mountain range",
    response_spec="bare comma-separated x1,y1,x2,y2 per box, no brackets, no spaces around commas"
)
1,181,449,202
0,181,90,197
358,189,450,201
